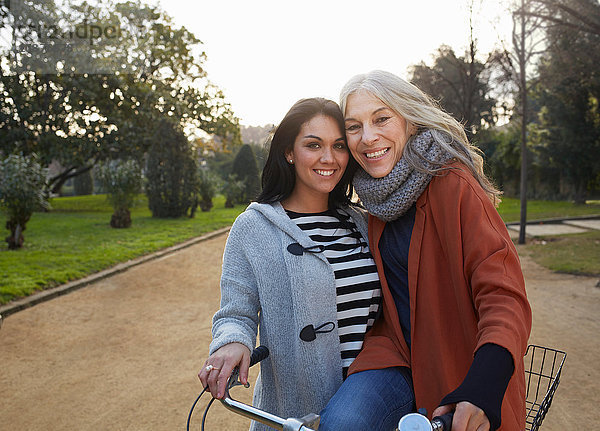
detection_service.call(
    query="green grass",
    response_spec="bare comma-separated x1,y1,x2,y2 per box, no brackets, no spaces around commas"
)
494,198,600,275
497,198,600,223
48,193,120,212
518,230,600,276
0,194,245,305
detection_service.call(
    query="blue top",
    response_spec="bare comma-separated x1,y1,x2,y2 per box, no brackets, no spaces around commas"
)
378,204,416,348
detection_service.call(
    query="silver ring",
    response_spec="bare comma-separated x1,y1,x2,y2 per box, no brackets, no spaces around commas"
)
205,364,220,372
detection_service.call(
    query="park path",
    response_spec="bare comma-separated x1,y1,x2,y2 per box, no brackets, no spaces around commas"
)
0,231,599,430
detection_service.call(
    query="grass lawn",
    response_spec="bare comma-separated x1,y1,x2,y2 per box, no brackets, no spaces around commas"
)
499,198,600,276
1,195,599,305
497,198,600,223
0,194,245,305
518,230,600,276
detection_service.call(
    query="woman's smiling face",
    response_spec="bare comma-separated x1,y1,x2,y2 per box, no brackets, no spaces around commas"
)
344,90,413,178
285,114,349,207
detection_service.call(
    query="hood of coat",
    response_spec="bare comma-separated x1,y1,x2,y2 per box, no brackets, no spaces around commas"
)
246,201,316,249
246,201,369,250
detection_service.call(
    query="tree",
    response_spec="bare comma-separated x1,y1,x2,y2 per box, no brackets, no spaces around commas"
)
495,0,547,243
0,0,241,194
146,120,199,218
96,159,143,228
241,124,273,171
410,45,498,136
204,150,235,181
493,0,600,205
74,170,94,196
196,169,220,212
222,174,244,208
409,3,499,136
0,154,49,249
0,1,120,192
522,0,600,35
531,10,600,202
475,126,522,196
231,144,261,204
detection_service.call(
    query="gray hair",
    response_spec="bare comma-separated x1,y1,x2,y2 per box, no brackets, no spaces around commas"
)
340,70,500,204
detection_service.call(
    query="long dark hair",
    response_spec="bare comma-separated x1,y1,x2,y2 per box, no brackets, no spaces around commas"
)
256,97,357,207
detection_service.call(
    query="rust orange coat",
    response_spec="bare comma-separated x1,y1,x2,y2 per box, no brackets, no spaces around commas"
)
348,164,532,430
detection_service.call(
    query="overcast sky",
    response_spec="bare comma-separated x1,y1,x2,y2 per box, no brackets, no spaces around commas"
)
146,0,513,126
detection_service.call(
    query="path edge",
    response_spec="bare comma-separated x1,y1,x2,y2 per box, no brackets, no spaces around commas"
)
0,226,231,319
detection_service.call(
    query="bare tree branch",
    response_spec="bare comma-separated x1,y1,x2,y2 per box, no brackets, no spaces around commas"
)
524,0,600,35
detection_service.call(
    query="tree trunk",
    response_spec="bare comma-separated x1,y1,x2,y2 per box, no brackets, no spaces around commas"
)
5,217,29,250
199,197,213,212
110,208,132,228
518,0,529,245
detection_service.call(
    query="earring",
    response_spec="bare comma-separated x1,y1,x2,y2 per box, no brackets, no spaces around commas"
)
289,159,293,164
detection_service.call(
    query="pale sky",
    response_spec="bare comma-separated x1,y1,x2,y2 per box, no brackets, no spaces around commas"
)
146,0,513,126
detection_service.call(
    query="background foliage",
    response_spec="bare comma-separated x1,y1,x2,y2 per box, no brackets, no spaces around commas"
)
146,121,199,218
0,154,49,248
96,159,143,227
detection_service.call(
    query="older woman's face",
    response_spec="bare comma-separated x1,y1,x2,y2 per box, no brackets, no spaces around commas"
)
344,90,412,178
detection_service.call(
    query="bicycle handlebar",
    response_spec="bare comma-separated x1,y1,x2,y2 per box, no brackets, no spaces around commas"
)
398,412,454,431
221,346,457,431
220,346,319,431
249,345,269,367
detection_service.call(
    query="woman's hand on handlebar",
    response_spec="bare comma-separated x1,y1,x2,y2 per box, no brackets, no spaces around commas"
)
198,342,250,399
432,401,490,431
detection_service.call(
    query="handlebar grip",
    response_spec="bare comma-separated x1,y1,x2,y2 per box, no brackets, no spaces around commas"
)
431,412,453,430
249,346,269,367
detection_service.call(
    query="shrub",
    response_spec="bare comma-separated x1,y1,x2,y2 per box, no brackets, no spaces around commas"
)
223,174,245,208
96,159,143,228
74,169,94,195
197,169,220,212
231,144,260,203
0,154,49,249
146,120,199,218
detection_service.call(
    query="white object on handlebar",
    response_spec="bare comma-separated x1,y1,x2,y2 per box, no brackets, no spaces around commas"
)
398,413,434,431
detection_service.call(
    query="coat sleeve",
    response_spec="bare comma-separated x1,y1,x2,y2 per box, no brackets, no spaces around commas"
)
430,168,532,366
209,213,260,355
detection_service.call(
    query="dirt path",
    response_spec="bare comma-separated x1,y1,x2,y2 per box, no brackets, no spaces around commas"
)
0,234,598,431
515,246,600,431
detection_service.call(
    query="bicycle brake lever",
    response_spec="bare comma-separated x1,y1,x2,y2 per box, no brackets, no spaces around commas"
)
226,367,251,392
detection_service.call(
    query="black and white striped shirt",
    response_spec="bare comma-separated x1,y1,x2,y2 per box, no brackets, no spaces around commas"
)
287,208,381,377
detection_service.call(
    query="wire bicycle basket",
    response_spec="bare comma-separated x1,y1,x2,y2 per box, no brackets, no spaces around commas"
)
523,345,566,431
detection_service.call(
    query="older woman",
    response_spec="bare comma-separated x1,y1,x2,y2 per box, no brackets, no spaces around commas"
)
319,71,531,431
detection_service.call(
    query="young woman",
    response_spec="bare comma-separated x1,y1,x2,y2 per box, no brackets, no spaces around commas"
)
198,98,382,431
319,71,532,431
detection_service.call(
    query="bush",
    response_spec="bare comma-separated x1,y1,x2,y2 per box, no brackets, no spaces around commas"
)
74,169,94,195
231,144,260,203
0,154,49,249
96,159,143,228
223,174,245,208
475,127,521,196
197,169,220,212
146,120,199,218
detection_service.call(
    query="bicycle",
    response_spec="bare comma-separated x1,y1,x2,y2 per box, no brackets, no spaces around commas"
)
397,345,566,431
187,346,318,431
189,344,566,431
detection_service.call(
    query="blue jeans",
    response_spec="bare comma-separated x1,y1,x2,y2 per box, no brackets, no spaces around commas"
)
319,367,415,431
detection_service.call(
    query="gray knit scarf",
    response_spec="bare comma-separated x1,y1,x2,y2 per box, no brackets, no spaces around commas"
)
353,129,452,222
